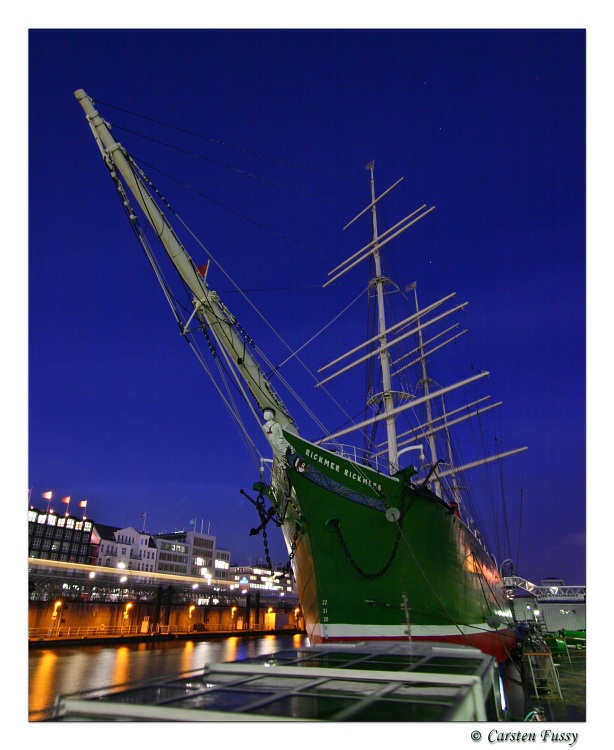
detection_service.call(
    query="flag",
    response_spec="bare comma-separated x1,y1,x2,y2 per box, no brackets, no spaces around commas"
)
197,261,209,278
79,500,88,508
139,512,146,517
190,518,196,525
42,491,53,500
61,496,71,504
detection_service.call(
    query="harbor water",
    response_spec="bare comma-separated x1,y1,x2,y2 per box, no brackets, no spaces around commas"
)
29,634,585,722
29,633,308,721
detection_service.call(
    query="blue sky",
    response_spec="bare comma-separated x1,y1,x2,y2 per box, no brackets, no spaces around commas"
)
24,25,589,584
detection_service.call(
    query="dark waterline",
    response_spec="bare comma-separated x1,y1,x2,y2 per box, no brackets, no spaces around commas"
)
29,633,309,721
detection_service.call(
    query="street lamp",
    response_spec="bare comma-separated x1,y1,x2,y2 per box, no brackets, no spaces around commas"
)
122,602,133,634
50,600,62,637
117,563,132,600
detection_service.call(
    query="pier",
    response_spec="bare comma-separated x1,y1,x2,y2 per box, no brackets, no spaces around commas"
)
29,558,303,642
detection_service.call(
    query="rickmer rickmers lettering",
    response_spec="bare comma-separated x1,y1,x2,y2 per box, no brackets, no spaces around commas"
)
75,89,528,666
302,446,385,494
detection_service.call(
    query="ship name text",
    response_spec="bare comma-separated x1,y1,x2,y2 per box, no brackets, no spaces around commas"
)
304,448,383,492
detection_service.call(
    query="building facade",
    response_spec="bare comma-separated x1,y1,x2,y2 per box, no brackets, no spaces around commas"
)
28,508,95,564
28,508,232,584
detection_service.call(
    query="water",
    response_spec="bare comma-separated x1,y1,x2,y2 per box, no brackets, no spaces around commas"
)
29,637,586,723
28,634,308,721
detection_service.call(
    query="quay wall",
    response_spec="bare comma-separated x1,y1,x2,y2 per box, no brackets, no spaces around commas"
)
29,598,300,639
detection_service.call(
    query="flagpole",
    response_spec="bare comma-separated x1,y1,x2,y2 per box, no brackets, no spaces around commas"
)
42,491,53,514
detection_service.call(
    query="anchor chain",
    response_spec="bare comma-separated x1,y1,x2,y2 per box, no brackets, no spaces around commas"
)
332,519,403,579
331,490,413,579
281,528,300,579
243,486,301,579
255,491,275,572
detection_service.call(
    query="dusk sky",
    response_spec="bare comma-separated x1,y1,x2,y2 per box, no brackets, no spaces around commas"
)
24,24,591,585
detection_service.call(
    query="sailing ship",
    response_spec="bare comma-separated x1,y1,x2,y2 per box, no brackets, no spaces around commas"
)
75,89,527,664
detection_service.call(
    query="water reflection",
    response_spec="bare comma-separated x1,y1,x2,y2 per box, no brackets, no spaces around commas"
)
29,651,57,719
112,647,131,686
28,635,309,721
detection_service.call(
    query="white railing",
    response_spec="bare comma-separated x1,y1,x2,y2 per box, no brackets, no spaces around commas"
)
318,442,389,473
503,576,586,600
28,622,268,639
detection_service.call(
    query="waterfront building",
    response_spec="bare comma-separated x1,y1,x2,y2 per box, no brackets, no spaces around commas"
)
29,508,233,584
229,565,297,598
152,535,189,575
214,548,231,580
95,524,160,572
506,577,586,632
154,530,231,581
28,508,95,564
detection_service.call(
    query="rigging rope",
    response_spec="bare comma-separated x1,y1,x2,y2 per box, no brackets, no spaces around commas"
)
109,153,266,471
92,97,334,178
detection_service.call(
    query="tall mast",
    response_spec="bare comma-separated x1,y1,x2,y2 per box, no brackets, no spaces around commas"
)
412,283,439,492
74,89,296,434
367,162,399,472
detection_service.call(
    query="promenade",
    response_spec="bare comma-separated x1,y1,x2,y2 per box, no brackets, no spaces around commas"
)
29,623,305,649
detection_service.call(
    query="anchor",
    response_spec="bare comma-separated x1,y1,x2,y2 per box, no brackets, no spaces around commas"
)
240,489,280,535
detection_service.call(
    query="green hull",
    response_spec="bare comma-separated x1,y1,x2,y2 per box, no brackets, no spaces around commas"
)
263,433,516,663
